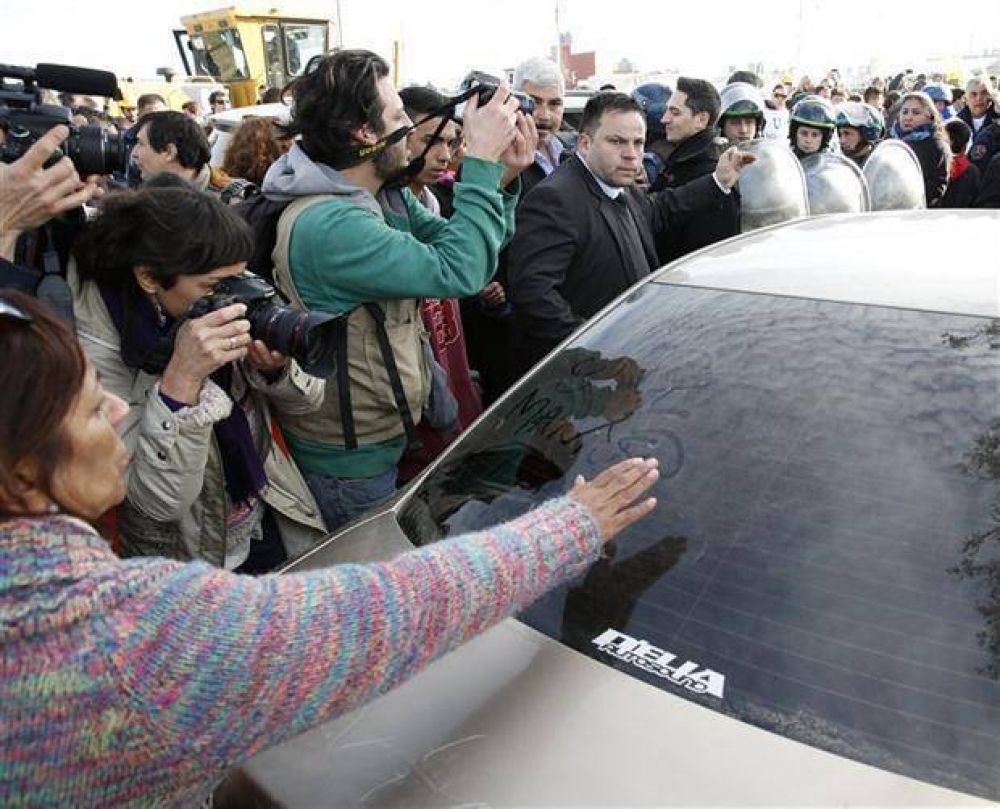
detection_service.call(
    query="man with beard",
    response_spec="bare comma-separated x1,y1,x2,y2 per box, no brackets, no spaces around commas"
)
260,50,535,530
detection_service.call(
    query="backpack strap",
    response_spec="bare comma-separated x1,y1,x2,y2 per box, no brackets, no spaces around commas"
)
273,196,421,451
364,302,421,450
332,315,357,450
272,194,336,310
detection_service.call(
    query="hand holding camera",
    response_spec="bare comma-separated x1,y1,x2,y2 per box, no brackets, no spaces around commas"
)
499,112,539,189
160,303,251,405
246,340,288,377
461,81,521,164
0,125,102,259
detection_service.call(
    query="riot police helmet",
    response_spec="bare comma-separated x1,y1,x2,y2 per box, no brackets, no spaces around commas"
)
835,101,884,144
632,82,673,140
790,96,837,129
719,82,767,142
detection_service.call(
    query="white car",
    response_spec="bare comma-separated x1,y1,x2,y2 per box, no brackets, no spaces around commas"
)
226,210,1000,807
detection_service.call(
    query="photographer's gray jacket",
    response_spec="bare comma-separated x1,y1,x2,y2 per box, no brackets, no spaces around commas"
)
69,267,328,567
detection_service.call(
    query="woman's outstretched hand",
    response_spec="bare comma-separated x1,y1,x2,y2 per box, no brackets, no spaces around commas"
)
569,457,659,543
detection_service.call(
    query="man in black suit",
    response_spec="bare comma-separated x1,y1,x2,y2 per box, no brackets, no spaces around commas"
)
652,77,740,263
507,92,749,375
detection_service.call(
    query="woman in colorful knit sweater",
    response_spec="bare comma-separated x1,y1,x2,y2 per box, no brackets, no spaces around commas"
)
0,291,659,806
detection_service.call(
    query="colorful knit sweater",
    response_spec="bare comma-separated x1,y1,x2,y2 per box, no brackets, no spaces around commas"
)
0,499,601,806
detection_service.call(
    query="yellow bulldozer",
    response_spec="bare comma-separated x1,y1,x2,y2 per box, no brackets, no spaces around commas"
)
173,6,336,107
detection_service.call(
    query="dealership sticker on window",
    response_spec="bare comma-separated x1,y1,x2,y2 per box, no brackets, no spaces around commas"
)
592,629,726,699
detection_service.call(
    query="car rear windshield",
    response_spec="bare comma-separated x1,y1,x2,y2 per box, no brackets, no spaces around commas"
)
398,284,1000,800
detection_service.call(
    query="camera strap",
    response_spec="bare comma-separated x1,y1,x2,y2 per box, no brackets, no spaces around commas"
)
327,86,478,173
33,224,76,326
380,112,458,191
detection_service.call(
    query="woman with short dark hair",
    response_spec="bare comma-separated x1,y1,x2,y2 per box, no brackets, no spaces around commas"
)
0,290,658,804
69,183,327,569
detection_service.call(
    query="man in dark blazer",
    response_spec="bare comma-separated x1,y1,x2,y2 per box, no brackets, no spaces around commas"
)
507,92,749,376
651,77,741,263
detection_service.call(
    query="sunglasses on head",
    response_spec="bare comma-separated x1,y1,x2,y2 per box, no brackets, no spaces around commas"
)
0,298,33,324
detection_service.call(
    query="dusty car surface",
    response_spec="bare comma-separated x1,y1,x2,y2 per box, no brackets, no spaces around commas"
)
233,210,1000,806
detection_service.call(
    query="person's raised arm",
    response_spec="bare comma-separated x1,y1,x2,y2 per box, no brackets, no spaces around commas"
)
109,458,659,767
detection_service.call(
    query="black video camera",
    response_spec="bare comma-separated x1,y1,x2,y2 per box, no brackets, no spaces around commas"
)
458,71,536,115
186,272,342,378
0,63,127,176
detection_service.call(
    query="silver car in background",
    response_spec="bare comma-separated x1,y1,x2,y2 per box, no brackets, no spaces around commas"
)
226,210,1000,806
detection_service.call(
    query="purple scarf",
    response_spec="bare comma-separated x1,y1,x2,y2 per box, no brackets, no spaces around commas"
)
99,284,267,506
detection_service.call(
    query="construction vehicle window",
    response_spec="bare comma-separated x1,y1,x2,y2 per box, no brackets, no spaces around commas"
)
188,36,218,78
281,23,326,77
196,28,250,82
261,25,284,89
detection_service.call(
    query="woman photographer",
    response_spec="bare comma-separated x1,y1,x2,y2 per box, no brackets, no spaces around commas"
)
0,290,659,804
69,181,326,570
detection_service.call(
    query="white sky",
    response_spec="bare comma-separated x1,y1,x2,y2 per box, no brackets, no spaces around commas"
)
5,0,1000,88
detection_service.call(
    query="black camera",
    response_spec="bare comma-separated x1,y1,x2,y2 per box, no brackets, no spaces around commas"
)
186,272,341,378
459,71,536,115
0,63,127,176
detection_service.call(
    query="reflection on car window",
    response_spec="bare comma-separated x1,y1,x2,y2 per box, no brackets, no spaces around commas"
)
398,285,1000,801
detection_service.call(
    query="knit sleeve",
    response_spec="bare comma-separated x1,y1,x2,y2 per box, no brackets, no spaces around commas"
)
108,494,601,768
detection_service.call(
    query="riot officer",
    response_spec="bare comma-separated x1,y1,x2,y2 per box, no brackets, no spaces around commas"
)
718,82,766,145
788,96,837,160
836,102,885,168
632,82,673,186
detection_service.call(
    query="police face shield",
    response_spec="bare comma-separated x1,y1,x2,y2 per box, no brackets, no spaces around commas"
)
737,138,810,232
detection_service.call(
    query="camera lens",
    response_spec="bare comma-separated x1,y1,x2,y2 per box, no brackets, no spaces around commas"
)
70,125,126,176
249,304,340,378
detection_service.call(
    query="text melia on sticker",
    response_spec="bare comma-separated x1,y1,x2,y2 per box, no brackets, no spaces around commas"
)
592,629,726,699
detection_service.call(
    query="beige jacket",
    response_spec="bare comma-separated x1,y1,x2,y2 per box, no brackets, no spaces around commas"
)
272,195,429,448
69,268,328,566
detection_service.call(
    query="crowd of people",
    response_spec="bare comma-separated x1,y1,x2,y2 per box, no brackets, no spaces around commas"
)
1,47,999,802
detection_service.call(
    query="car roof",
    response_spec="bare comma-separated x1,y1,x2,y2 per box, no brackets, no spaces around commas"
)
653,210,1000,318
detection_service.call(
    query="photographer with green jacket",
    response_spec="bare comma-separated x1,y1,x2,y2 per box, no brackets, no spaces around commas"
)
262,49,536,531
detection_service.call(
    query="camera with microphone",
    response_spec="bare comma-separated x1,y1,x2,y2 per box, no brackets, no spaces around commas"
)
0,62,127,176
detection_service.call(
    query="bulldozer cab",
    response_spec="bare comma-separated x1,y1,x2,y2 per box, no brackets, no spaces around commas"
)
175,7,332,107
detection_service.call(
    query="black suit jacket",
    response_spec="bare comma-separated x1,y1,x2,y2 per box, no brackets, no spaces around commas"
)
649,129,740,263
508,154,724,372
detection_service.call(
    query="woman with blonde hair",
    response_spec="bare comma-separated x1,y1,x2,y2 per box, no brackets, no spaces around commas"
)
890,90,950,206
